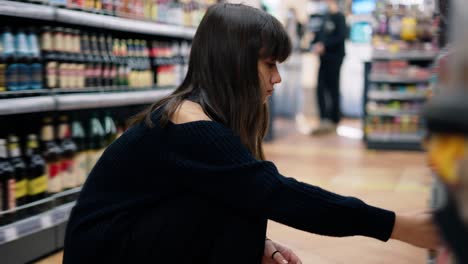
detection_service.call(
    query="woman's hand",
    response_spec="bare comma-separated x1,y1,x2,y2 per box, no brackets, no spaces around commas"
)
262,239,302,264
391,212,441,249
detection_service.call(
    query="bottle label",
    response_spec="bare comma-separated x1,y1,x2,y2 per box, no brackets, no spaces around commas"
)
15,179,27,199
47,162,63,193
62,159,76,189
7,179,16,209
75,152,88,186
28,174,47,196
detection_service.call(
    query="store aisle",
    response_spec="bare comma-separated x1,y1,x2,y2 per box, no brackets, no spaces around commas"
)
36,119,431,264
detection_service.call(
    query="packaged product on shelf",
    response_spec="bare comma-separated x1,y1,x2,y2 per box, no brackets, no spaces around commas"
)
0,138,16,211
41,117,64,195
25,134,47,203
58,116,79,190
7,135,28,206
71,117,88,185
103,111,118,146
2,27,16,58
0,62,5,92
88,113,105,172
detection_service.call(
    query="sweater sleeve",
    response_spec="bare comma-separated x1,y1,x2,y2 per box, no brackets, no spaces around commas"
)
173,123,395,242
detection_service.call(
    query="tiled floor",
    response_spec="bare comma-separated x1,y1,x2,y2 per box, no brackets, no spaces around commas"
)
37,118,432,264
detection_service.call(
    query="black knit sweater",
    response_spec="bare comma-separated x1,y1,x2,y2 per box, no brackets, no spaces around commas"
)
63,111,395,264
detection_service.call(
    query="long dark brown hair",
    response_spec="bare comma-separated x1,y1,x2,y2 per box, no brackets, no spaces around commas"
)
129,3,291,160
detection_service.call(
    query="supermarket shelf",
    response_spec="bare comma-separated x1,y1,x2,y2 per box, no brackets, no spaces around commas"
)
0,0,54,20
0,187,80,263
366,109,421,116
0,1,196,39
55,8,196,38
372,50,438,61
367,133,424,142
368,91,428,100
56,88,174,110
0,201,75,246
366,133,424,151
366,140,423,151
369,74,431,84
0,96,56,116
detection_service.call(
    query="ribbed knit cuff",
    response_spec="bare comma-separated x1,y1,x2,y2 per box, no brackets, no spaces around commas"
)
360,205,396,242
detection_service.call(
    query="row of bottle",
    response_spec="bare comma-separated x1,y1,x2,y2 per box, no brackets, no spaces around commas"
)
366,100,424,114
1,26,191,64
365,115,422,136
369,83,430,95
371,61,432,80
45,61,155,89
0,113,120,212
0,62,43,92
45,0,216,27
0,26,191,91
373,3,438,43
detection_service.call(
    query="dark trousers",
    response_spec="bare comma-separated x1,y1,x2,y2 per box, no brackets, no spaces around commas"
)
317,55,344,124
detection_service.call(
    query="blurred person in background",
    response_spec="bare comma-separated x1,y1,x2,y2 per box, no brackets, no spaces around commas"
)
64,4,439,264
311,0,347,135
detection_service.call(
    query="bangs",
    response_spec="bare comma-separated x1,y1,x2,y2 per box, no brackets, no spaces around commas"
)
259,15,292,62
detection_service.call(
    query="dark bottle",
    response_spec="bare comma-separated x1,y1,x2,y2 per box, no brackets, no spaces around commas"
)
71,116,88,185
25,134,47,202
88,113,105,172
103,111,117,146
0,138,16,211
7,135,28,206
58,116,78,190
41,117,63,195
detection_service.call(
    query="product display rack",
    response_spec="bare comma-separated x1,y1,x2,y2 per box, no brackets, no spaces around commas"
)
0,1,195,262
0,0,196,39
362,0,439,151
363,59,432,151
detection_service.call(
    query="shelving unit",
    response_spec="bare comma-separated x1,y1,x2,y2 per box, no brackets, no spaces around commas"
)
0,188,79,264
363,57,433,151
0,1,195,262
0,0,196,39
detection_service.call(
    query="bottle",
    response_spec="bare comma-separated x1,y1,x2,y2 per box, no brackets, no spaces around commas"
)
58,116,78,190
30,61,43,90
25,134,47,202
71,117,88,185
88,113,105,172
17,60,29,90
103,111,117,146
5,58,19,91
0,60,5,92
3,27,15,59
41,117,63,195
26,27,40,59
41,26,54,58
7,135,28,206
0,138,16,211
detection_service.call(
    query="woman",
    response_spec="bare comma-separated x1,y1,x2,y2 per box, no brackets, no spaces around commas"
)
64,4,438,264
